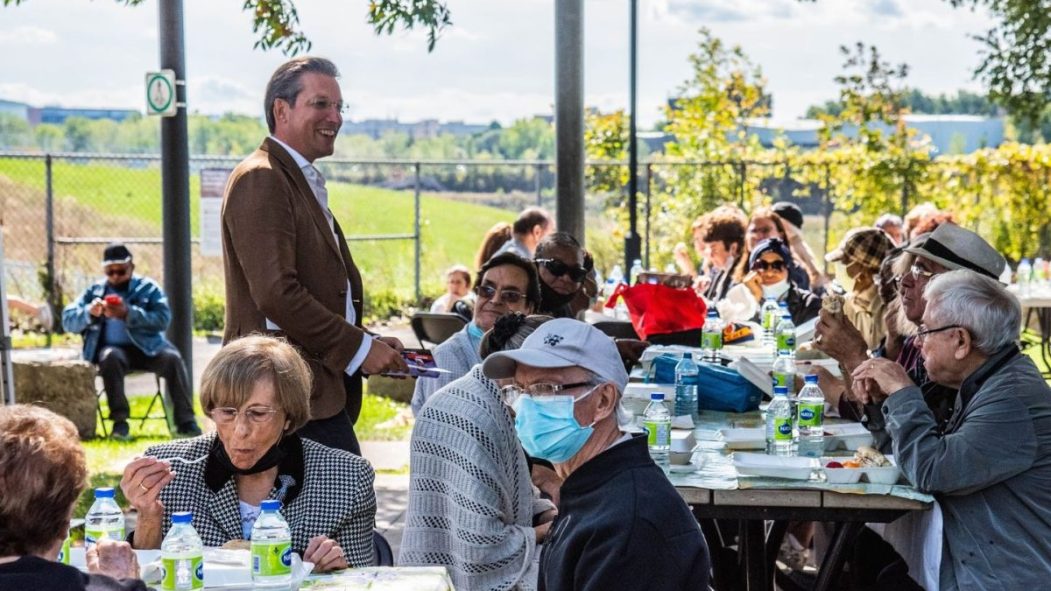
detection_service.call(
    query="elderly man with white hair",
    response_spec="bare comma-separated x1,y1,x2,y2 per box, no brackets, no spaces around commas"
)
482,318,710,591
854,270,1051,590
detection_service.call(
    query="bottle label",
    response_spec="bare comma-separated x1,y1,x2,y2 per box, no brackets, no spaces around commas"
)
702,330,723,351
776,333,795,353
763,310,778,330
58,536,71,564
773,417,793,441
643,420,670,447
85,527,125,546
161,555,204,590
797,402,824,428
252,540,293,577
772,371,795,392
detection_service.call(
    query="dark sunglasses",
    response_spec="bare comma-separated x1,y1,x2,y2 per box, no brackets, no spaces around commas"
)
477,284,526,304
751,260,786,272
536,258,588,282
105,267,131,277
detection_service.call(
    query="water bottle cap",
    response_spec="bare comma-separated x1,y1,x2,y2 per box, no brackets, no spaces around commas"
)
650,393,665,400
781,312,791,319
774,386,789,395
94,487,115,499
777,350,791,357
778,301,788,308
804,374,819,384
171,511,193,524
682,352,692,360
707,309,718,317
261,500,282,512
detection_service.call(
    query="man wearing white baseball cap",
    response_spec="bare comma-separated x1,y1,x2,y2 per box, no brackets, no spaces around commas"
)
483,318,710,591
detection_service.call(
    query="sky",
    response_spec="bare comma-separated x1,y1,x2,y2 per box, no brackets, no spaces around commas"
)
0,0,993,127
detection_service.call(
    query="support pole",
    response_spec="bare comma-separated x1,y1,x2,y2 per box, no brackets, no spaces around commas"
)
555,0,585,245
624,0,641,271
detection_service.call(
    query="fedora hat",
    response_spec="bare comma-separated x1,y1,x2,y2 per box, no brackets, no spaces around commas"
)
904,223,1005,280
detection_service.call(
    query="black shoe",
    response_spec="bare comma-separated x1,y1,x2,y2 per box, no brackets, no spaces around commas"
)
110,421,131,441
176,421,203,438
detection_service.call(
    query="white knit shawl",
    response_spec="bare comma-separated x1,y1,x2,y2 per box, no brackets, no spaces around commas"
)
399,365,538,591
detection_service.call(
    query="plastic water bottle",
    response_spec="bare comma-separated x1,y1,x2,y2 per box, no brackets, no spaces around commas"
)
772,350,797,395
760,298,780,347
161,512,204,590
629,258,644,285
775,312,796,357
999,263,1013,286
643,393,672,468
1018,258,1032,296
251,500,293,587
701,310,724,363
1035,257,1046,287
608,264,625,286
796,375,825,457
674,353,700,420
84,487,125,549
766,386,795,456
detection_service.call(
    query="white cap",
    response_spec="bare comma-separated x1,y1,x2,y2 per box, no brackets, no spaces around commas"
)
482,318,629,390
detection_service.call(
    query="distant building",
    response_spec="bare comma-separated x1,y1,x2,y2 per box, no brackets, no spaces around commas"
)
28,106,139,126
0,99,30,121
343,117,489,140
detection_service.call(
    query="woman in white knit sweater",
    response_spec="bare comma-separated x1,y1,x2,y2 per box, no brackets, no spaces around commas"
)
400,314,556,591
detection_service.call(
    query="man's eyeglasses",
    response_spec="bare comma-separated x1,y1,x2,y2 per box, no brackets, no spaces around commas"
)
209,406,280,424
910,265,937,280
104,267,130,278
501,381,594,406
915,324,962,342
751,260,786,272
304,98,348,115
536,258,588,282
477,284,526,304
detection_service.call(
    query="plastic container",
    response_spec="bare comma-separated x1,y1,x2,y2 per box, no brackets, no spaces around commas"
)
766,386,795,456
772,351,797,395
643,393,672,468
84,487,125,549
760,298,780,347
795,375,825,457
161,512,204,590
701,310,724,363
251,500,293,587
674,353,700,420
775,312,796,357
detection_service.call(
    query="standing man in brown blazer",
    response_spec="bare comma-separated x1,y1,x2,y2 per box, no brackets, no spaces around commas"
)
221,56,408,455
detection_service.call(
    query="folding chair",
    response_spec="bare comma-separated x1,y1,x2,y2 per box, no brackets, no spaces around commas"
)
95,372,174,438
372,529,394,566
411,312,467,347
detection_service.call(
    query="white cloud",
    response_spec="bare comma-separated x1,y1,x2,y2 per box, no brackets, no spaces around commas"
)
0,25,57,45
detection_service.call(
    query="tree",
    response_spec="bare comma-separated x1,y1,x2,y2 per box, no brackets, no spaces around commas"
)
2,0,452,54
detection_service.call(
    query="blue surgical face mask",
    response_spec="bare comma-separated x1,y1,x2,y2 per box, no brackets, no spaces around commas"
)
467,321,485,341
513,386,598,463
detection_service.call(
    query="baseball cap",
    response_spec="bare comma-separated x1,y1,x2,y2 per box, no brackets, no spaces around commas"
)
825,228,893,271
482,318,629,390
102,243,133,265
904,223,1005,280
772,201,804,230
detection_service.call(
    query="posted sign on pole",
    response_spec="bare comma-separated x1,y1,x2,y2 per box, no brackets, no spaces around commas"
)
200,169,232,257
145,70,177,117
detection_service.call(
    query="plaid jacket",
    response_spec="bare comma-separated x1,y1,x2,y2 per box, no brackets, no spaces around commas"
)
144,433,376,566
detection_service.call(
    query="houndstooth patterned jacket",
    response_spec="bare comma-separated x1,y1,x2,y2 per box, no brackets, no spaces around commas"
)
144,433,376,566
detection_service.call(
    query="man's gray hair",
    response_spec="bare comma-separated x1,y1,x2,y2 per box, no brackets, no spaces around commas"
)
924,270,1020,355
264,56,340,133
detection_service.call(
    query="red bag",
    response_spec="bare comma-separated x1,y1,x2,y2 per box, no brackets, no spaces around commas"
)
604,283,707,340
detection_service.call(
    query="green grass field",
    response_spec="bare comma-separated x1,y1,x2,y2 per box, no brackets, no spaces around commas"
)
0,158,514,299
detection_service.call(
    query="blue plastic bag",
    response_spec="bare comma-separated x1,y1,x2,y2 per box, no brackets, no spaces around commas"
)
650,353,762,413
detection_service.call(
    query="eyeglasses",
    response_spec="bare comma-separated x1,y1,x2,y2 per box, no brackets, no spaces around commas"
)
304,98,348,115
536,258,588,282
915,324,962,342
477,284,526,304
910,264,937,280
751,260,786,272
501,381,595,406
104,267,130,277
209,406,280,424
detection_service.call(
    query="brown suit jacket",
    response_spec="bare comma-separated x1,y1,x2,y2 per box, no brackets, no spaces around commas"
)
222,138,367,421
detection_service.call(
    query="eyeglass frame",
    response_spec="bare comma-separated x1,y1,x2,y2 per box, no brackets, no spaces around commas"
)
751,259,786,272
104,265,131,278
501,380,599,407
209,405,282,424
476,283,527,305
915,323,962,342
910,264,937,280
535,258,589,283
283,96,349,115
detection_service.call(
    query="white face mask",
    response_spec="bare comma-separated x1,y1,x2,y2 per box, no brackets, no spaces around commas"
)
762,278,791,300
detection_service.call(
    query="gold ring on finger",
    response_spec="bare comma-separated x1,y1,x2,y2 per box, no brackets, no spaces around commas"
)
139,482,150,492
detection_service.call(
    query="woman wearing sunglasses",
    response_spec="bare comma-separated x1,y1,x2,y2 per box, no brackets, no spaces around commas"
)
411,252,542,415
719,237,821,325
534,232,595,319
119,336,376,571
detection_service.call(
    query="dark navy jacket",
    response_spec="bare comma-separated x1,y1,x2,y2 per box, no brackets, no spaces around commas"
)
539,433,711,591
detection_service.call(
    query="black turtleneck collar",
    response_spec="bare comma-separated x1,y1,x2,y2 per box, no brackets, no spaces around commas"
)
561,433,652,495
204,433,305,505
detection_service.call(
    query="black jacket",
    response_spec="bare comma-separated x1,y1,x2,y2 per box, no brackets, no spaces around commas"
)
0,556,146,591
539,434,710,591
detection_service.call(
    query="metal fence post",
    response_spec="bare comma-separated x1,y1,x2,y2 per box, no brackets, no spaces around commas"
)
738,161,747,207
823,163,832,276
535,162,543,207
45,154,55,344
644,163,652,270
414,162,422,302
900,159,910,217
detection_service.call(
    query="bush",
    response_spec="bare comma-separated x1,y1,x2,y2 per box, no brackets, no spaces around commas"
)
363,289,417,324
193,290,225,332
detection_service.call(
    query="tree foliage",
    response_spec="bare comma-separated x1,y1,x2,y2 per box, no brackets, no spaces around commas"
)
1,0,451,55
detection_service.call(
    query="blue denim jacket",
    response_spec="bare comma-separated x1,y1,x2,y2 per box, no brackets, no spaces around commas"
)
61,275,174,362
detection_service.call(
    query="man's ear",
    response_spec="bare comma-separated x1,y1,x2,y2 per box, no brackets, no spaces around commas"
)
592,383,619,423
954,328,972,360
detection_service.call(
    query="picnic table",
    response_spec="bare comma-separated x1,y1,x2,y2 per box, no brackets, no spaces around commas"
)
1010,285,1051,378
668,410,933,591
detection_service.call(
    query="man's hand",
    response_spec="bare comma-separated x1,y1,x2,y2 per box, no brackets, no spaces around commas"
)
89,298,105,317
802,364,845,407
535,522,553,544
103,301,128,320
851,358,915,398
86,539,140,580
814,309,868,372
303,535,348,572
531,464,562,507
374,335,404,352
362,338,409,376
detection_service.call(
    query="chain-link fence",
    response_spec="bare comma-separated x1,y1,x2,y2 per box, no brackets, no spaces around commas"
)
2,151,895,331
